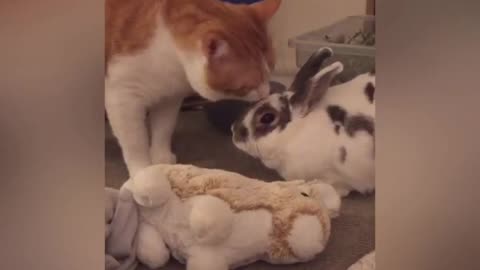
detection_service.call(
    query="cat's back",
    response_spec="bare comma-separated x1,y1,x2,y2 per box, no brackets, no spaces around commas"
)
106,0,163,66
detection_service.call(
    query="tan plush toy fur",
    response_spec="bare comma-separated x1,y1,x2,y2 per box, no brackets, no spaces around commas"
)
123,164,341,270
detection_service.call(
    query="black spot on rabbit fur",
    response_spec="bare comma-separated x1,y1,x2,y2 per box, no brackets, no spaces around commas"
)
339,146,347,163
334,124,341,135
345,115,375,137
232,121,249,142
364,82,375,104
252,97,291,139
327,105,347,125
278,95,292,130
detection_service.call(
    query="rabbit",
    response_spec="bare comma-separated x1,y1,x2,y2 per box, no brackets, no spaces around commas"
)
231,47,375,197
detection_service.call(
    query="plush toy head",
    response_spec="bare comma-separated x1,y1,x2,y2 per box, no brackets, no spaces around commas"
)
296,181,342,218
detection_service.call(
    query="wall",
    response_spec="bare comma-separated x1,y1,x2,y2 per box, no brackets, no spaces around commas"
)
269,0,367,75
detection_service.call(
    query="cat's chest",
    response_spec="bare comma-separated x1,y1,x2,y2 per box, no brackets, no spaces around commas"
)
106,30,192,104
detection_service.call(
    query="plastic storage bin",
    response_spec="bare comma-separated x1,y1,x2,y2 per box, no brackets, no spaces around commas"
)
289,15,375,83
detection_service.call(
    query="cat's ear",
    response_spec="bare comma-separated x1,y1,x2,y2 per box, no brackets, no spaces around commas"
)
250,0,282,22
202,34,229,61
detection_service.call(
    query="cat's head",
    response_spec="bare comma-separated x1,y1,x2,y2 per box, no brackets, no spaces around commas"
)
164,0,282,102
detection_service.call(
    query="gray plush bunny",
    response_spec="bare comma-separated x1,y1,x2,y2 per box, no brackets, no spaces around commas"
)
105,187,139,270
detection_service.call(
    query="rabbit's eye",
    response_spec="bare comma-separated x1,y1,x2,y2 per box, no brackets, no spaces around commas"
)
260,113,276,125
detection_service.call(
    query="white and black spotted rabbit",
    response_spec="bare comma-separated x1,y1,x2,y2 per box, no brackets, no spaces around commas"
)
232,47,375,197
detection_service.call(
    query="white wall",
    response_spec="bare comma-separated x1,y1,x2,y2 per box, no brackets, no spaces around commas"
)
269,0,366,75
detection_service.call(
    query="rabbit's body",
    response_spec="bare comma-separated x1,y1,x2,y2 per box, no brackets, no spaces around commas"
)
233,48,375,196
278,73,375,195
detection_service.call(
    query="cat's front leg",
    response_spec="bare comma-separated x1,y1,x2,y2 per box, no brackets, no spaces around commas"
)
106,91,151,176
149,96,183,164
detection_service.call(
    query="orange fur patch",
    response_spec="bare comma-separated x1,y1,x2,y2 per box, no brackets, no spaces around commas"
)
162,0,277,97
105,0,162,67
106,0,279,97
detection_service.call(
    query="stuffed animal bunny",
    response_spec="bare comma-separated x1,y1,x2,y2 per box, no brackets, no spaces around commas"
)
232,47,375,197
123,164,341,270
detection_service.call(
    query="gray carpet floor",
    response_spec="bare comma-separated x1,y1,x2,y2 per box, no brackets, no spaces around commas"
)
106,110,375,270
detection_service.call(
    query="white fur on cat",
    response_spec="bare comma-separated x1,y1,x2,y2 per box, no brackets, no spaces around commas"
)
106,18,269,176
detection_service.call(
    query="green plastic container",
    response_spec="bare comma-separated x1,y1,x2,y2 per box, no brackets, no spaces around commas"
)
288,15,375,83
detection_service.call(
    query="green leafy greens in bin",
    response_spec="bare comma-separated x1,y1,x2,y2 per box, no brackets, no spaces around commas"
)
324,30,375,46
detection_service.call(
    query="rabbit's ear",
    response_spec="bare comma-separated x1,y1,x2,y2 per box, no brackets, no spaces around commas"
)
291,61,343,117
289,47,333,95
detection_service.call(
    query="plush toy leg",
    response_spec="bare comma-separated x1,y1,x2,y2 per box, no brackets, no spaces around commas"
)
136,223,170,269
287,215,327,262
189,195,234,245
187,249,228,270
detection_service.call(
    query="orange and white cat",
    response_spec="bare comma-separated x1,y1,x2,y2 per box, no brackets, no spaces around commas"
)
106,0,281,176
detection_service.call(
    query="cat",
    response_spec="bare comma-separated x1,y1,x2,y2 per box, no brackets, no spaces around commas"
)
105,0,282,176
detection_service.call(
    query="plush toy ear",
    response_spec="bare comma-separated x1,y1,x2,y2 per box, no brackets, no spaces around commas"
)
105,186,139,260
249,0,282,22
290,48,343,117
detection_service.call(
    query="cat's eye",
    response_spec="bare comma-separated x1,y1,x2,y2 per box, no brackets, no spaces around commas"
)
260,112,276,125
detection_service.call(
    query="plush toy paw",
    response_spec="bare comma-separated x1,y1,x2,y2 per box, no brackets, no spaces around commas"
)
288,215,327,262
189,195,234,245
187,248,228,270
137,223,170,268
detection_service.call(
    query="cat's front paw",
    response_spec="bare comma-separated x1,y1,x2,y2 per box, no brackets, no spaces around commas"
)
151,150,177,165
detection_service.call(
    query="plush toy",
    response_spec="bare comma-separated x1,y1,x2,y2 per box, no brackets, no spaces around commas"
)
348,251,375,270
121,164,341,270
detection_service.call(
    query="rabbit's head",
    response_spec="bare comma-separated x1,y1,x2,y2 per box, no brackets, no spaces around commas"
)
231,47,343,159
